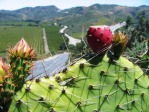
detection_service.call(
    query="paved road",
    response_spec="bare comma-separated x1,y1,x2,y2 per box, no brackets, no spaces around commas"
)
109,21,126,34
43,28,50,53
60,26,81,45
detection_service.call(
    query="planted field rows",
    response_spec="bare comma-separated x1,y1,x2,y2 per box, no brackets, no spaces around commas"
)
0,26,44,54
44,26,63,54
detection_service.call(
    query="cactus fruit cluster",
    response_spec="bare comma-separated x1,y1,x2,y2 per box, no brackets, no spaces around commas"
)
0,26,149,112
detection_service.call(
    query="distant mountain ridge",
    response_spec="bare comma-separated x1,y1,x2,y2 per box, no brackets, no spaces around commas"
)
0,4,149,22
0,5,60,21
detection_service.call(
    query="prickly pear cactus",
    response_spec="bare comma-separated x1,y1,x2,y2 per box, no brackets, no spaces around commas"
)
0,38,36,111
9,38,35,91
9,54,149,112
9,27,149,112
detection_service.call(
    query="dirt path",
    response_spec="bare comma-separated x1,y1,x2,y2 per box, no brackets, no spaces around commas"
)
43,28,50,53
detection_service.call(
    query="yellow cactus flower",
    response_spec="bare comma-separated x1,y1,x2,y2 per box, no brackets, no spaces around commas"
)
9,38,36,58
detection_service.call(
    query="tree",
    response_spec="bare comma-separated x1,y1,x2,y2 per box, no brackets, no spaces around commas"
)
126,16,134,28
136,11,147,34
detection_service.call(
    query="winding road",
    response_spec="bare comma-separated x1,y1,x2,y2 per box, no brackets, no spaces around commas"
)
109,21,126,34
60,26,81,45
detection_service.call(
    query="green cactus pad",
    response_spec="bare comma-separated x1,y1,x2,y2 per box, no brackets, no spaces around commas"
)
9,54,149,112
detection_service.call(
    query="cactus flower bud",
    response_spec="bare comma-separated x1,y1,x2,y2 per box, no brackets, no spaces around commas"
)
87,25,113,54
9,38,35,58
0,58,9,83
112,31,128,58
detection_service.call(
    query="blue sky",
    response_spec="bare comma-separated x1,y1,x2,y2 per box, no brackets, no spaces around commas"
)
0,0,149,10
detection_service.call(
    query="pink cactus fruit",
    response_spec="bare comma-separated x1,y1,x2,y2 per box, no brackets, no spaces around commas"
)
87,25,113,54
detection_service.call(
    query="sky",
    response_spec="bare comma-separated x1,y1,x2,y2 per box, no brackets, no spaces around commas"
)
0,0,149,10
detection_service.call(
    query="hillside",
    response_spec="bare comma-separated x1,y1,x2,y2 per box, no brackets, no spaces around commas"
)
57,4,149,37
0,4,149,37
0,5,60,21
0,4,149,22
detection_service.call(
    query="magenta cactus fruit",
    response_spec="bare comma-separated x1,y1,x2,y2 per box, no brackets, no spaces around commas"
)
87,25,113,54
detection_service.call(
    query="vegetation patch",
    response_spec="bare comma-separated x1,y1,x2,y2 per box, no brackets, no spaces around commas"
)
0,26,44,57
44,26,63,54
